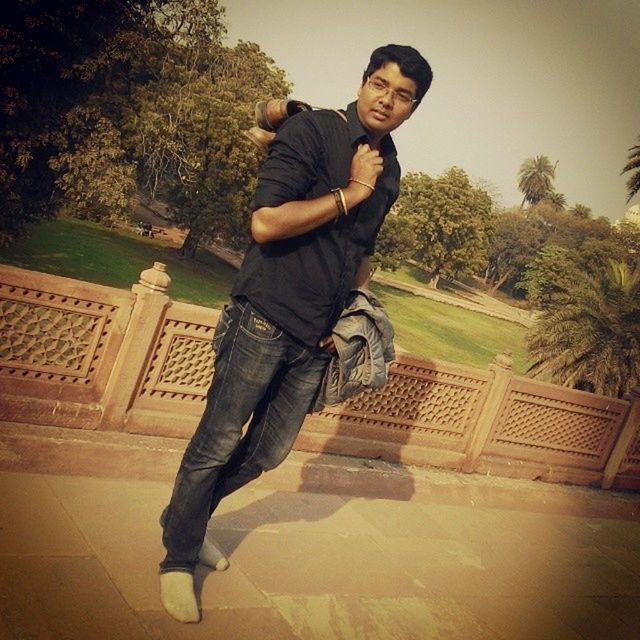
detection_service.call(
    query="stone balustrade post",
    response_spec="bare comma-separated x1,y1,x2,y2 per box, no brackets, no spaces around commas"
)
98,262,172,430
601,386,640,489
461,351,514,473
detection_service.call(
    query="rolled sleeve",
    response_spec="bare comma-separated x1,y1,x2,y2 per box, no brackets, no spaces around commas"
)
252,113,323,209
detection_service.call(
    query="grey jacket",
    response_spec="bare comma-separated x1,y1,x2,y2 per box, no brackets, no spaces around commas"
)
312,288,395,411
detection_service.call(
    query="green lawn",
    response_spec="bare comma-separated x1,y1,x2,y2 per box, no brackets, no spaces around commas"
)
0,217,237,308
1,217,531,374
372,284,530,374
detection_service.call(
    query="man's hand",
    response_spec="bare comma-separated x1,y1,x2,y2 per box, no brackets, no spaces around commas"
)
349,144,383,195
251,145,383,244
318,335,337,355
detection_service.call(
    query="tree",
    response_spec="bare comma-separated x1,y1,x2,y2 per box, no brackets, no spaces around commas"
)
517,244,585,309
396,168,493,288
612,221,640,263
577,237,627,274
622,134,640,203
485,200,613,298
163,88,262,257
48,106,136,224
527,201,611,251
371,213,416,272
545,191,567,210
517,155,556,207
0,0,155,244
124,36,291,258
485,207,544,294
569,203,592,219
527,261,640,397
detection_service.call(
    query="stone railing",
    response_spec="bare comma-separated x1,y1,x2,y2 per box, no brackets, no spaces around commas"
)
1,262,638,490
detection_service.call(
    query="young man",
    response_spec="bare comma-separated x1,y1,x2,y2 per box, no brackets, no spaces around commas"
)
160,43,433,623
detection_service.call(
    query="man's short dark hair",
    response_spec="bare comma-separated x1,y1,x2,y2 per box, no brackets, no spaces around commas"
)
362,44,433,109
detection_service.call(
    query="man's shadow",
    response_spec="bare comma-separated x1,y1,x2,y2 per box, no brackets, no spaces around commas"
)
194,367,419,591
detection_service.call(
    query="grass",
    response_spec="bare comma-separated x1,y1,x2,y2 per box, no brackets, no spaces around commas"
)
372,284,530,374
0,217,237,308
1,217,531,374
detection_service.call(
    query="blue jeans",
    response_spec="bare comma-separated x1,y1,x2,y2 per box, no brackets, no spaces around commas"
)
160,299,330,574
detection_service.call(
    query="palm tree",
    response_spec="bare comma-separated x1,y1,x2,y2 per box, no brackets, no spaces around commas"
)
569,203,592,219
527,261,640,398
517,155,557,207
546,191,567,210
622,135,640,203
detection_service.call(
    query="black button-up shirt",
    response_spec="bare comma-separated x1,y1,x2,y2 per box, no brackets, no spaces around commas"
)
231,101,400,347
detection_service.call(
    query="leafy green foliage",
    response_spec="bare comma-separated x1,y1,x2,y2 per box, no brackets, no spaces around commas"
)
372,213,416,272
545,191,567,210
517,244,585,309
396,168,493,285
485,207,544,294
487,201,616,299
1,0,290,256
0,0,154,244
517,155,556,206
117,27,291,257
613,221,640,263
48,107,136,224
569,203,592,219
527,261,640,397
622,134,640,203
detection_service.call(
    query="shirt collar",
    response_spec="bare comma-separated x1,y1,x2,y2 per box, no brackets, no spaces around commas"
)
345,101,397,158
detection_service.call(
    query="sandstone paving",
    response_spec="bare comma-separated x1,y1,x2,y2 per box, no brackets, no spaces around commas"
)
269,594,500,640
137,606,300,640
44,475,171,612
0,472,88,557
451,595,586,640
210,529,424,599
221,488,382,537
546,596,640,640
1,447,640,639
45,475,273,613
0,556,152,640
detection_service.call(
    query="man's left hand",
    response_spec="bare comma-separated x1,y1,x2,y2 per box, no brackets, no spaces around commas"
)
319,336,337,354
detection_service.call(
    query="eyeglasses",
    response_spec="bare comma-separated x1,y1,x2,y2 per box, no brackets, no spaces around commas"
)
366,77,417,106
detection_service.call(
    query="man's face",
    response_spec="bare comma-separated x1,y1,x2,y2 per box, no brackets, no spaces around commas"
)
356,61,417,139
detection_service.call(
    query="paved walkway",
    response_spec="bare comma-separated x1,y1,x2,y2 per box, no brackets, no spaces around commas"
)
1,423,639,639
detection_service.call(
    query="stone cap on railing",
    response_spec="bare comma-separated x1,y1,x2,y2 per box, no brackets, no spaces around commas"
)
492,350,513,371
137,262,171,293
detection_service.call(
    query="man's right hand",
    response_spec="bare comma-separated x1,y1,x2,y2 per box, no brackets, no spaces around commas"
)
349,143,383,196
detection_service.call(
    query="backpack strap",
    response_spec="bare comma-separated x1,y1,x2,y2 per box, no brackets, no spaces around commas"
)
332,109,348,123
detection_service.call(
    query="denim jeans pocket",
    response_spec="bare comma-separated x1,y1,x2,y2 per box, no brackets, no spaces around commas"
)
240,304,283,342
213,303,234,354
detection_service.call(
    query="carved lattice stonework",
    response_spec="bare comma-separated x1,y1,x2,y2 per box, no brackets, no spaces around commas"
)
491,391,618,460
318,363,487,440
139,318,214,401
623,425,640,468
0,286,116,384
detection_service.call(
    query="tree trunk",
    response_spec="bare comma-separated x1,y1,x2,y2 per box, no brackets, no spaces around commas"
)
488,268,514,295
179,229,199,260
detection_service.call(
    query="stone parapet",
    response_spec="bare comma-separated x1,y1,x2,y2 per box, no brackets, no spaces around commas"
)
1,263,638,490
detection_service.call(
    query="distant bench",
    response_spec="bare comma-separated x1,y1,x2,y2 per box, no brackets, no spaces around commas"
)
135,222,165,238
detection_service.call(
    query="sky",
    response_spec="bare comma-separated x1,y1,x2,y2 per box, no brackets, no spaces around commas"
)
222,0,640,221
